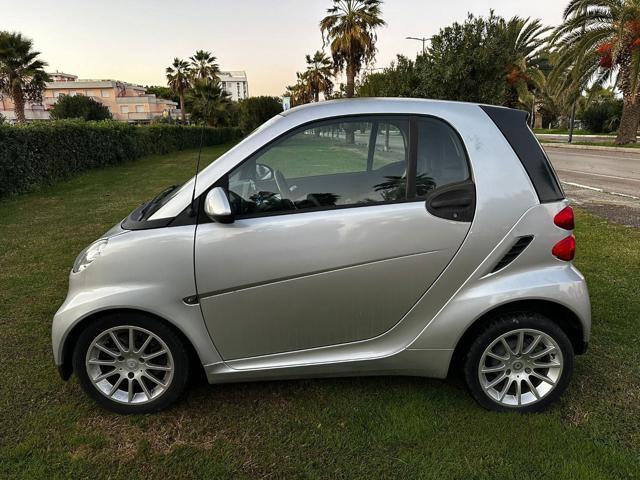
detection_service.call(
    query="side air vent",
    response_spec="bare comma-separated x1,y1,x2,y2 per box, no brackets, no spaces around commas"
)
491,236,534,273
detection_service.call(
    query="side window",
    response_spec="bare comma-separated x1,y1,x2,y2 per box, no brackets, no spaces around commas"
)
416,118,470,196
228,118,410,216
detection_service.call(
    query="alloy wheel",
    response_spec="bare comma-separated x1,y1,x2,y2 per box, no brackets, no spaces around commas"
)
478,328,563,407
85,326,174,405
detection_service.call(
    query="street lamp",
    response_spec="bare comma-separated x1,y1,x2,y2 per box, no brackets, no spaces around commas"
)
406,36,432,54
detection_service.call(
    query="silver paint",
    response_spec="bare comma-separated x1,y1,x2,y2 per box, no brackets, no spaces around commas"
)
52,98,591,399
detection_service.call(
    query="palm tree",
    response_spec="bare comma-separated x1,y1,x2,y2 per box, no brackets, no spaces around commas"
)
501,17,552,110
304,51,334,102
166,58,191,123
553,0,640,144
0,32,49,123
189,50,221,81
187,78,232,127
285,72,313,106
320,0,386,98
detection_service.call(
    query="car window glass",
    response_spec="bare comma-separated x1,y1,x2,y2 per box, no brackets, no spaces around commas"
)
416,118,470,196
228,118,410,216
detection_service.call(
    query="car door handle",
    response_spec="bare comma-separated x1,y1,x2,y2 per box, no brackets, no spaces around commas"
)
425,182,476,222
430,196,473,209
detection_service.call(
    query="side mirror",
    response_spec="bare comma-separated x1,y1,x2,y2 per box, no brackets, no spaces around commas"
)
204,187,234,224
256,163,274,181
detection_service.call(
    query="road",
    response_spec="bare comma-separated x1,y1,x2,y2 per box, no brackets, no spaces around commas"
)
543,145,640,227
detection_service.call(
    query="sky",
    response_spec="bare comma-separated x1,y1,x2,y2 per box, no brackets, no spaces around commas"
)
2,0,567,96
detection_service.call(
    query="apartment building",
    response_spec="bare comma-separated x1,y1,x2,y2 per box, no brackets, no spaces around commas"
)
1,72,178,122
219,71,249,101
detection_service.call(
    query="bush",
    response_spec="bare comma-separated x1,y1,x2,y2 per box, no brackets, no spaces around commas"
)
238,96,283,134
49,95,113,121
581,99,623,134
0,121,242,198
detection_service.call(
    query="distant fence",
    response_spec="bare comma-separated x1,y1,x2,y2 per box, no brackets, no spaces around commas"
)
0,121,242,198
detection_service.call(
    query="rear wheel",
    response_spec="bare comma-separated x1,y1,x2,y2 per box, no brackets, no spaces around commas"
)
464,313,574,412
72,313,190,414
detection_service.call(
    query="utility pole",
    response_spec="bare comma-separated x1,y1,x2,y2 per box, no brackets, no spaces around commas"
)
406,36,431,55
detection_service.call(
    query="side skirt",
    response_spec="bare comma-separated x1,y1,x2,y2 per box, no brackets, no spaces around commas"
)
203,349,453,384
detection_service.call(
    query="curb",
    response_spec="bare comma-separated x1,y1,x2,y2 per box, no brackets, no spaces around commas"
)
536,134,615,139
539,142,640,154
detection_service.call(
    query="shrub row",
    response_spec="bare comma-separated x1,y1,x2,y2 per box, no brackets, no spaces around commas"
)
0,121,242,198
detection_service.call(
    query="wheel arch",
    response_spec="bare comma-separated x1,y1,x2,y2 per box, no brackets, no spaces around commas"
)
58,308,203,381
448,299,587,378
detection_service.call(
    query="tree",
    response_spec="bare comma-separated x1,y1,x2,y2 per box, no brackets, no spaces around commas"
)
189,50,220,81
145,85,179,104
582,98,623,132
0,31,49,123
285,72,313,106
553,0,640,144
580,87,623,132
0,112,5,124
413,13,512,104
304,51,334,102
501,17,552,109
238,96,283,133
358,55,419,97
186,78,231,127
166,58,191,123
320,0,386,98
49,95,112,121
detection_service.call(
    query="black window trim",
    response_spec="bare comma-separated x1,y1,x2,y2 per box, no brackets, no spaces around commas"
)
480,105,564,203
183,113,474,225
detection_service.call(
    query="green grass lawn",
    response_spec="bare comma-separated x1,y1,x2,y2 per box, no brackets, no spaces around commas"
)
1,145,639,479
533,128,614,136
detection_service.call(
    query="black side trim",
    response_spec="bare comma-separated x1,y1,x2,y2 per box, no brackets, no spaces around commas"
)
480,105,564,203
491,235,534,273
121,203,174,230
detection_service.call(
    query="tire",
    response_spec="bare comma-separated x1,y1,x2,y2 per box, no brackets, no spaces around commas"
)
464,312,574,413
72,312,191,414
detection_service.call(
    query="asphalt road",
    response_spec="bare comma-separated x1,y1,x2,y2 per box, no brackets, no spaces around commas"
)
543,145,640,227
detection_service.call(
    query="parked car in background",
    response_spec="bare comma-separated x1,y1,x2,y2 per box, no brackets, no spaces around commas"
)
52,98,590,414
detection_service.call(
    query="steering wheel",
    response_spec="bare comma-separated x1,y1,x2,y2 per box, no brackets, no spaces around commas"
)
274,170,292,201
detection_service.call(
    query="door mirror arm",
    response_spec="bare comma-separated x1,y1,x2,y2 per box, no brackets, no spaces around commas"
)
204,187,235,224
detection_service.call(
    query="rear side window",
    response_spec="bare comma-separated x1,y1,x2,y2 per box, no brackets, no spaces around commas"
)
416,118,470,196
480,106,564,203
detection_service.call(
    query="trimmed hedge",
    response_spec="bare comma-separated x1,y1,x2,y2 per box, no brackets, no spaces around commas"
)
0,121,242,198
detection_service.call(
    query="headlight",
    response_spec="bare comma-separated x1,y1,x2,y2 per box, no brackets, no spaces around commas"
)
73,239,108,273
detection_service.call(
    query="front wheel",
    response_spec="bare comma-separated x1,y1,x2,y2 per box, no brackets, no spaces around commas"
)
464,313,574,413
72,313,190,414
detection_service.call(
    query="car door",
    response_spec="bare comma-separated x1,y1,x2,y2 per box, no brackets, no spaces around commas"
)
195,115,475,360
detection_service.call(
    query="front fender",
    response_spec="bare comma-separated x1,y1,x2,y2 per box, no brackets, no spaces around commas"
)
51,226,223,372
52,284,222,369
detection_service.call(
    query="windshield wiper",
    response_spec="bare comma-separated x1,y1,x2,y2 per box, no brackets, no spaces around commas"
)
136,185,179,221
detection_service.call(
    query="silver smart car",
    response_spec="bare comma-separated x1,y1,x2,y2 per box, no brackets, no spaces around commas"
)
52,99,591,414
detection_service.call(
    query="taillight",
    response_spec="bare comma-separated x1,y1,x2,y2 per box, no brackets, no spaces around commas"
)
554,206,575,230
553,235,576,261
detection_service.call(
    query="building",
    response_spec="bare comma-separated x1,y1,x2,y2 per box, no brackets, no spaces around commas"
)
0,71,179,123
219,71,249,102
